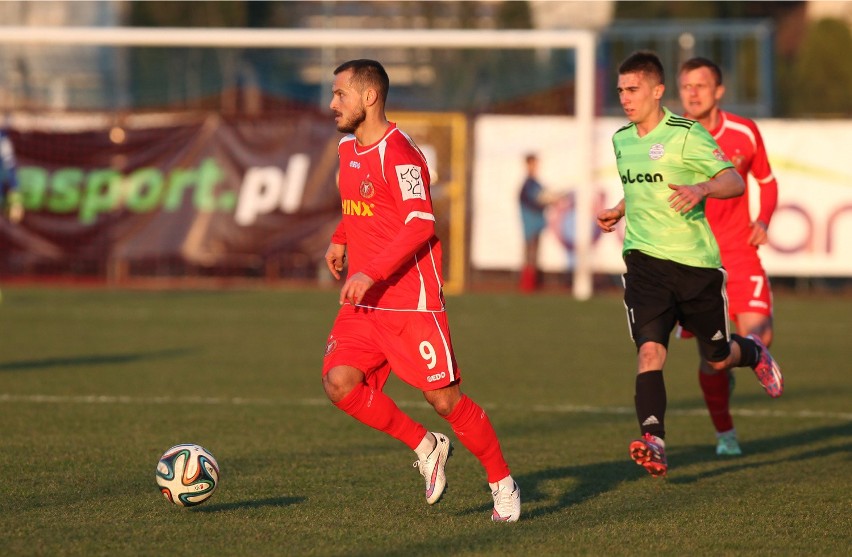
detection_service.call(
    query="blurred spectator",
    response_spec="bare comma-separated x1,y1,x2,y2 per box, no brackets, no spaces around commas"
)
0,125,23,223
518,153,561,292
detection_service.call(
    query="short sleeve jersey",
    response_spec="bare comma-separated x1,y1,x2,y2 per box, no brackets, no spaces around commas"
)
703,110,778,261
334,123,445,311
612,107,734,268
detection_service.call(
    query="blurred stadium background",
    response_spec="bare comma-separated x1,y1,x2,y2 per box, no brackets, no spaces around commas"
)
0,0,850,297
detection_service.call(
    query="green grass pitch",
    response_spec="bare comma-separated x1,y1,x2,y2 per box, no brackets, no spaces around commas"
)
0,287,849,556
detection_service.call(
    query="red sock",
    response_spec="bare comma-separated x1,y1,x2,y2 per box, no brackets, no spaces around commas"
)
520,264,538,292
699,370,734,433
444,395,510,483
334,383,427,450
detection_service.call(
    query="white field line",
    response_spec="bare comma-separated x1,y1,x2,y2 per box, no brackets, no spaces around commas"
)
1,393,850,421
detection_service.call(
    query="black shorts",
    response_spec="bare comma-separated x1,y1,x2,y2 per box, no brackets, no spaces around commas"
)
622,250,731,362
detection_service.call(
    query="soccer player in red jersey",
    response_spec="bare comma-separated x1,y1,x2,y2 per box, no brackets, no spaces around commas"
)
678,57,781,456
322,59,520,521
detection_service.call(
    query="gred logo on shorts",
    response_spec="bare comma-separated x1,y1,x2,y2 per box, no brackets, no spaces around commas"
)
426,371,446,383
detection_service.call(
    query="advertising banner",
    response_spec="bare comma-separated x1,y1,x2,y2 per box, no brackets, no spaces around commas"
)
1,113,342,279
0,112,466,291
471,116,852,278
749,120,852,276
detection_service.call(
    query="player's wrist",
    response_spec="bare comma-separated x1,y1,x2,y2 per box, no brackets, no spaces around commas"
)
361,267,381,283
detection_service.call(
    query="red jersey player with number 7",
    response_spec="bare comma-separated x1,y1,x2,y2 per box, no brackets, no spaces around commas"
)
321,59,520,522
678,57,783,457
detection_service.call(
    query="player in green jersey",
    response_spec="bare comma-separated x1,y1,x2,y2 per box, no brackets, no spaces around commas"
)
596,51,783,478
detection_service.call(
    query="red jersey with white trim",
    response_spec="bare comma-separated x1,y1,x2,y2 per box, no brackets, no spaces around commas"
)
332,123,445,311
703,110,778,264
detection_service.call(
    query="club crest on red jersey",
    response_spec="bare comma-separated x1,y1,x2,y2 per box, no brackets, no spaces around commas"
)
324,337,338,357
360,179,375,199
730,152,746,172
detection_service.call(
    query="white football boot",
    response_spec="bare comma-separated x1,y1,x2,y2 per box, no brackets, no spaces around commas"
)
490,478,521,522
413,432,452,504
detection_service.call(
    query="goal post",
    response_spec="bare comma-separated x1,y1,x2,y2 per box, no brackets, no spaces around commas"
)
0,26,598,300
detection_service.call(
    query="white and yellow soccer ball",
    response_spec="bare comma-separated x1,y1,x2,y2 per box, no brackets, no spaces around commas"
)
155,444,219,507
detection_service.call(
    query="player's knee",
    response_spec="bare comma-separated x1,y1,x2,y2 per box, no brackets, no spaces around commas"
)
697,358,714,374
322,366,361,403
699,338,732,369
636,341,666,370
424,384,461,416
704,358,729,373
321,372,344,403
429,398,455,417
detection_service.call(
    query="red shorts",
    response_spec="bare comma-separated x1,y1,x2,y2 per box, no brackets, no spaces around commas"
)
723,259,773,319
323,304,460,391
675,255,772,341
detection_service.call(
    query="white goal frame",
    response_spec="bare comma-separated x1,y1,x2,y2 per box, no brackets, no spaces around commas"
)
0,26,598,300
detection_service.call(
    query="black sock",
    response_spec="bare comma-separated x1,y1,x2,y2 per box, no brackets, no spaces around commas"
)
732,334,760,367
635,370,666,439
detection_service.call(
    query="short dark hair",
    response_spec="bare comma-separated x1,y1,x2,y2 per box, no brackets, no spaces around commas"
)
679,57,723,86
525,153,538,164
333,59,390,104
618,50,665,86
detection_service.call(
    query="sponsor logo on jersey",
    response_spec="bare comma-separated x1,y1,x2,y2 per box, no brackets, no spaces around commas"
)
620,169,664,185
359,179,375,199
649,143,665,160
341,199,374,216
713,149,729,162
349,160,361,169
396,164,425,200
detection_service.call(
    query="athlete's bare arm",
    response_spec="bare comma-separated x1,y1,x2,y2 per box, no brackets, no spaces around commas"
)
325,242,346,280
667,167,744,214
597,198,626,232
339,272,375,306
748,220,769,246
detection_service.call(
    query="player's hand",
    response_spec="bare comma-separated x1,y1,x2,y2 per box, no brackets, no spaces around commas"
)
325,243,346,280
748,220,769,246
596,207,623,233
339,272,375,306
668,183,707,214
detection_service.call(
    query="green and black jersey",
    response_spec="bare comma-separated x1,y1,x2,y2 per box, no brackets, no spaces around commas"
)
613,107,734,268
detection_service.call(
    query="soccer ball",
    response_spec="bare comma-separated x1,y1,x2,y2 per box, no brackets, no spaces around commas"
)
155,444,219,507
